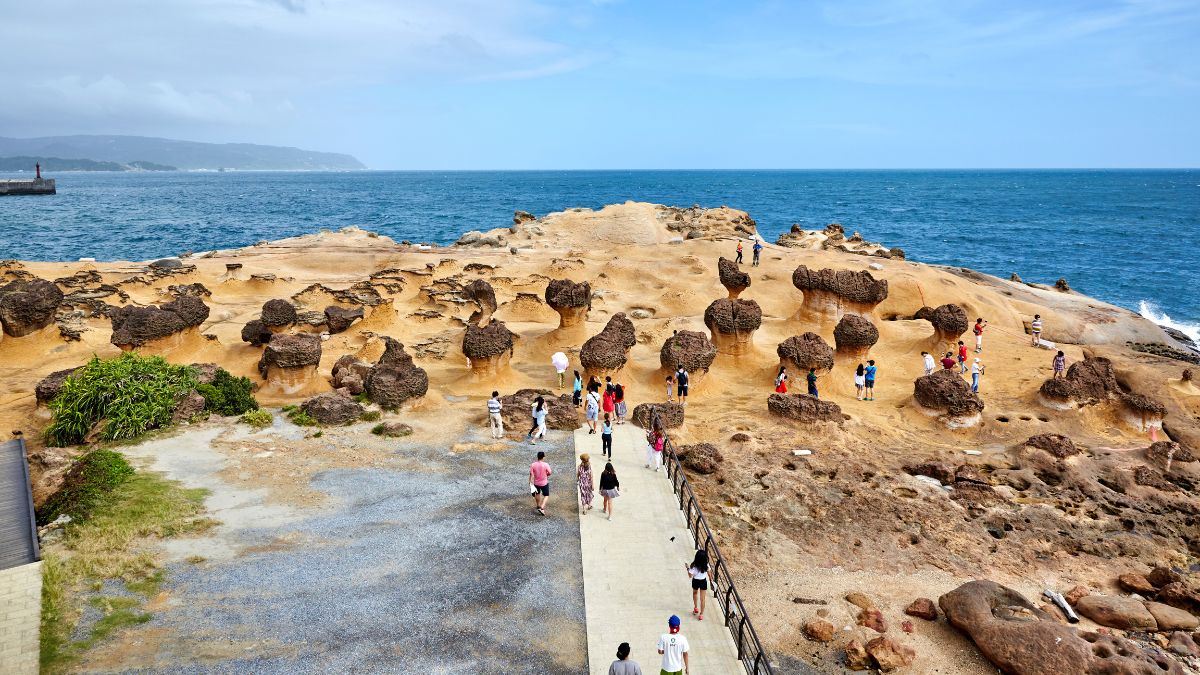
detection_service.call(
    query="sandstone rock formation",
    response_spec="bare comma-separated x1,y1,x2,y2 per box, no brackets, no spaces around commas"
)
261,299,298,329
110,296,210,349
659,205,757,239
777,333,835,374
331,354,371,395
544,279,591,328
364,338,428,408
717,257,750,298
1024,434,1080,458
1119,392,1167,432
35,366,82,405
498,389,577,434
300,392,365,425
704,298,761,355
257,333,321,384
1074,595,1158,631
462,320,516,375
833,314,879,361
674,443,723,474
0,277,63,337
791,265,888,319
324,305,363,334
465,278,498,326
915,303,968,346
580,313,636,378
767,393,844,425
632,402,685,430
659,330,718,375
1038,356,1120,409
240,319,273,346
913,369,984,425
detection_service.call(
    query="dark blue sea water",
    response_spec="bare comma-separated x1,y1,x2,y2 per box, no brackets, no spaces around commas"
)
1,170,1197,334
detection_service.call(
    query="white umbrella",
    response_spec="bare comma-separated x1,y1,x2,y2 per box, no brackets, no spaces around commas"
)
551,352,569,372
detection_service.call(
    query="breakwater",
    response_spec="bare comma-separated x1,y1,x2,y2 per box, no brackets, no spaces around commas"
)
0,178,55,196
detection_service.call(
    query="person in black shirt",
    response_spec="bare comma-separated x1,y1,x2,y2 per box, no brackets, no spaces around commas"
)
675,365,690,406
599,462,621,521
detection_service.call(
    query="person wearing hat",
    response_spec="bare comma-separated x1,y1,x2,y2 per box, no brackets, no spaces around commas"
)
657,615,690,675
971,357,985,393
608,642,643,675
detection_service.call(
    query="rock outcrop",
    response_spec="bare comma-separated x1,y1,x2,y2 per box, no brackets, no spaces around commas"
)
632,402,685,430
659,330,718,375
1119,392,1167,432
704,298,761,355
240,319,273,346
109,296,210,349
659,205,757,239
1038,356,1122,409
331,354,371,395
580,313,636,378
915,304,969,346
767,393,844,425
364,338,428,408
462,320,516,374
257,333,321,385
35,367,82,405
833,314,879,361
324,305,363,334
260,299,298,329
1074,595,1158,631
674,443,723,474
1024,434,1081,458
300,392,365,425
465,279,498,326
498,389,577,434
544,279,591,328
0,277,63,337
913,369,984,425
777,333,835,374
717,257,750,298
791,265,888,319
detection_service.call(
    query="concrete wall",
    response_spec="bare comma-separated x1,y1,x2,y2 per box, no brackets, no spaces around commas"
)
0,561,41,674
0,178,56,195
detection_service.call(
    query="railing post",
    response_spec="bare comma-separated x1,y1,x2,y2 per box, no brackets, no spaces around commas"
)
737,614,747,661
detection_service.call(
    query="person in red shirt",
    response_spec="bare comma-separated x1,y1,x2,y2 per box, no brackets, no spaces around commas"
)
973,318,987,353
529,452,552,516
957,341,968,373
602,388,616,417
941,352,957,371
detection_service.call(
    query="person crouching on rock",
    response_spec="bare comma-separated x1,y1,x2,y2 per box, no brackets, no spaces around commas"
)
775,365,788,393
806,368,819,398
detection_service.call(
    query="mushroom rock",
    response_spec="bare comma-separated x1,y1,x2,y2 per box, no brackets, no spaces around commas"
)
1036,378,1077,410
659,330,718,379
790,265,888,319
914,304,968,346
364,339,429,408
324,305,364,334
767,393,844,425
939,580,1184,675
257,333,321,393
544,279,591,328
0,277,64,337
1119,392,1167,432
498,389,577,433
704,298,761,355
260,299,298,331
241,319,273,346
462,320,516,375
913,370,984,427
580,312,637,379
631,402,685,430
35,366,83,405
717,257,751,298
777,333,835,374
1038,357,1120,409
833,314,880,361
110,296,210,350
465,279,498,326
300,392,365,425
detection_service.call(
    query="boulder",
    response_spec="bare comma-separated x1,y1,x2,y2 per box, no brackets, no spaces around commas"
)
260,299,297,327
915,304,968,343
544,279,591,328
332,354,371,394
1024,434,1080,458
324,305,363,334
257,333,321,379
704,298,761,355
170,390,206,424
463,320,516,373
241,319,273,346
913,370,984,420
498,389,577,432
905,462,955,484
767,393,844,424
846,592,874,609
865,637,915,672
674,443,723,474
465,278,498,326
1044,357,1120,406
1146,441,1195,465
1074,595,1158,631
190,362,220,385
845,640,871,671
717,256,751,298
0,278,64,337
364,340,428,408
631,402,685,430
1145,602,1199,631
110,296,210,348
802,619,835,642
1117,574,1156,595
513,210,536,225
777,333,835,373
374,421,413,437
1148,567,1183,588
35,367,82,405
659,330,718,373
833,314,879,359
791,265,888,318
905,598,938,621
858,607,887,633
300,392,365,425
580,313,636,375
1157,581,1200,614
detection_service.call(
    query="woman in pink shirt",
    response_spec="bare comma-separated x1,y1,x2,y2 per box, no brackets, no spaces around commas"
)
529,451,552,516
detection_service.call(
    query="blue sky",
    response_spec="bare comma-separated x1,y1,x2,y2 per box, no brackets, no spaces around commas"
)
1,0,1197,168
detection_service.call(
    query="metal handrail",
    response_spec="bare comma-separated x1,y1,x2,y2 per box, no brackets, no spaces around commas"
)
649,410,774,675
15,436,40,561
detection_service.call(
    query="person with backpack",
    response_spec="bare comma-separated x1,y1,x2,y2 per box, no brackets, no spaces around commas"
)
675,365,690,406
645,428,665,471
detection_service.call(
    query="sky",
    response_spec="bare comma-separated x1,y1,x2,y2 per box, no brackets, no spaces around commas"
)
1,0,1198,169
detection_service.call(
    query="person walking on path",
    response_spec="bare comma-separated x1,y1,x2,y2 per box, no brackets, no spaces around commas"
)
735,240,744,265
1031,314,1043,346
529,451,551,516
553,351,569,389
752,239,763,266
864,360,877,400
1053,350,1067,378
675,366,690,406
686,550,710,621
657,616,691,675
854,363,866,400
599,461,620,521
645,428,665,471
527,396,547,444
602,386,616,419
487,391,504,439
971,358,985,393
601,413,614,458
586,387,601,434
614,382,628,424
608,642,643,675
577,453,595,515
806,367,819,398
665,374,675,402
941,352,957,371
573,370,583,407
974,317,988,353
922,351,935,376
958,341,969,373
775,365,789,393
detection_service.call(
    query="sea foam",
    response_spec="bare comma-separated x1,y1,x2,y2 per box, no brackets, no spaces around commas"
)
1139,300,1200,343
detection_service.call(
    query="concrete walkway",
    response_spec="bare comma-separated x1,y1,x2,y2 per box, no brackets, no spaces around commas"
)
574,423,745,675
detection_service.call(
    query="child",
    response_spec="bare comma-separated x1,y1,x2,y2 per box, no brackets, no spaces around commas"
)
1031,314,1043,346
1053,350,1066,378
665,374,675,402
775,366,788,393
601,413,614,458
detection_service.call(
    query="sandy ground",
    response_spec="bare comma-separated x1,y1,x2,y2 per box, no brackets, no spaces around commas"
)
4,201,1199,673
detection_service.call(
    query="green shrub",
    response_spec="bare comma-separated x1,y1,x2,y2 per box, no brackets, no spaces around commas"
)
286,408,319,427
360,410,381,422
352,392,370,404
45,353,198,447
37,450,135,526
239,409,273,430
196,369,258,416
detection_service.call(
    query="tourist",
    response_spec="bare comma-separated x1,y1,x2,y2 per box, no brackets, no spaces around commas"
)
1053,350,1067,378
974,317,988,353
665,374,675,402
686,549,710,621
941,351,957,371
599,461,620,521
646,428,665,471
529,451,552,516
601,413,614,458
864,360,877,400
957,340,968,373
676,365,690,406
586,386,601,434
775,365,788,393
922,351,935,376
573,370,583,407
577,453,594,515
487,390,503,439
657,615,690,675
806,367,818,398
1031,314,1043,346
614,382,627,424
528,396,547,444
553,351,569,389
608,643,642,675
735,240,744,265
971,358,985,393
602,386,616,419
854,363,866,400
605,375,615,395
752,239,763,266
589,375,601,392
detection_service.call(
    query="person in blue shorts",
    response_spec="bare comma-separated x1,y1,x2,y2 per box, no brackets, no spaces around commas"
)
864,360,877,400
675,365,690,406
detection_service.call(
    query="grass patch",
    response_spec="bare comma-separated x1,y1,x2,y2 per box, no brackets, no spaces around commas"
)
39,461,214,672
285,408,319,427
359,410,381,422
352,392,370,404
196,368,258,416
371,422,412,438
239,409,273,430
37,450,135,526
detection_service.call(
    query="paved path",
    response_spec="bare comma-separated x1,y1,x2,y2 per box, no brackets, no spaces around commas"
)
574,423,745,675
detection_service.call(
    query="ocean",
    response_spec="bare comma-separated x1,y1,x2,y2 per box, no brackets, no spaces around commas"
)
1,169,1197,337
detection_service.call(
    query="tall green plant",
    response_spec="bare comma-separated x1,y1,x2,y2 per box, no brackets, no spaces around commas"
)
45,353,198,447
196,368,258,416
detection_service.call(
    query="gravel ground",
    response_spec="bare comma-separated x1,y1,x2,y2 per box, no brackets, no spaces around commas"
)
98,426,586,674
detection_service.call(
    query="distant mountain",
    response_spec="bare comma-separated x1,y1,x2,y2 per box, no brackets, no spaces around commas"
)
0,155,176,172
0,135,365,171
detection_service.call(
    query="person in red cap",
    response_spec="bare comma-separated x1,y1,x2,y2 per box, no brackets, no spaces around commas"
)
657,615,690,675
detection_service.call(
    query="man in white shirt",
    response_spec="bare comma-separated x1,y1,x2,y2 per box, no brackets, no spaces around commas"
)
487,391,503,439
657,615,690,675
922,351,935,376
